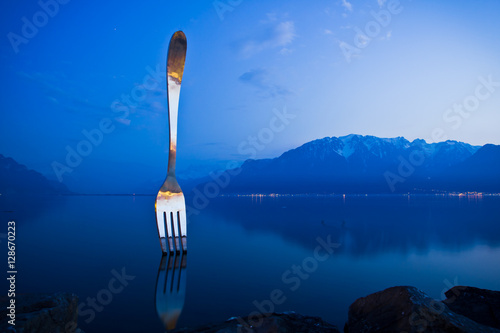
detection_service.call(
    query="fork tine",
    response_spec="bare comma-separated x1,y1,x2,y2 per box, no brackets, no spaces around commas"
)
171,211,180,252
156,210,167,253
165,211,175,253
179,209,187,252
157,212,165,238
170,212,179,252
160,237,168,254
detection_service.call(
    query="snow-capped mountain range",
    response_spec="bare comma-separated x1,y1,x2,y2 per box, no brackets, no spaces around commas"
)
280,134,479,168
208,134,499,194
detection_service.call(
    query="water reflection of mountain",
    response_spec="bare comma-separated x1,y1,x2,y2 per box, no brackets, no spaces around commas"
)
200,196,500,256
0,154,71,221
0,194,66,222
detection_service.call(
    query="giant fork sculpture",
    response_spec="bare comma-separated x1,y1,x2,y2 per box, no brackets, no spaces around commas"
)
155,31,187,253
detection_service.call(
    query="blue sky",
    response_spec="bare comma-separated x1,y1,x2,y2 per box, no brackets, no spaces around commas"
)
1,0,500,193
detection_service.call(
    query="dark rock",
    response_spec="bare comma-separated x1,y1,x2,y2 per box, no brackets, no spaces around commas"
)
345,286,500,333
172,312,340,333
0,293,79,333
443,286,500,329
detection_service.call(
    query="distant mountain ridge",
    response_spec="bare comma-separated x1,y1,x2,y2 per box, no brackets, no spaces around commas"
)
0,154,70,195
208,134,499,194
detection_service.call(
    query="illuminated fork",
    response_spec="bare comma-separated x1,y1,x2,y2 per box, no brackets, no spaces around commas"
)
155,31,187,253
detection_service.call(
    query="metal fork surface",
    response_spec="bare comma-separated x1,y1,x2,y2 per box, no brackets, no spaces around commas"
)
155,31,187,253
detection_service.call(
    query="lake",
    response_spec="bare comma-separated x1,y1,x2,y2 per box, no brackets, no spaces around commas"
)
4,194,500,332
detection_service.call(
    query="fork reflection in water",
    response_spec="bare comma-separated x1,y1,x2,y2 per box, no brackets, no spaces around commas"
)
155,252,187,330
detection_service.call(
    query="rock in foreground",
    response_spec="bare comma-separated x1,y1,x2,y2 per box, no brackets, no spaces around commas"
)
172,312,340,333
345,286,500,333
444,286,500,329
0,293,78,333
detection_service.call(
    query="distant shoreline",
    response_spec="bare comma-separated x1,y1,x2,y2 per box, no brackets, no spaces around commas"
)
219,192,500,198
4,192,497,197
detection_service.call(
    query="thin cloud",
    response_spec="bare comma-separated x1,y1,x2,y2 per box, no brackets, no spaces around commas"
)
236,21,296,58
239,68,268,87
264,13,277,22
341,0,353,12
17,69,167,129
17,71,109,117
239,68,293,98
377,0,387,7
279,47,293,55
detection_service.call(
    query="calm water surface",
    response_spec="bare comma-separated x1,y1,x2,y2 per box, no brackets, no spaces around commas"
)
3,194,500,332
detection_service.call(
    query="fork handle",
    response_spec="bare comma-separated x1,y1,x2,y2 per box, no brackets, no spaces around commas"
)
166,31,187,178
167,76,180,177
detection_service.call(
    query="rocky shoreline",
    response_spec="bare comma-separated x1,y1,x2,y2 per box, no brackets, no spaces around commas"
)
0,292,78,333
172,285,500,333
2,286,499,332
344,286,500,333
